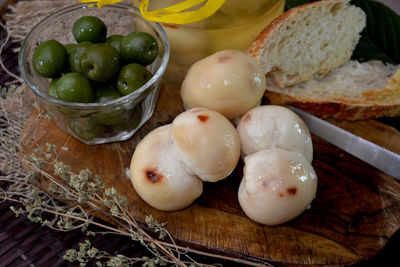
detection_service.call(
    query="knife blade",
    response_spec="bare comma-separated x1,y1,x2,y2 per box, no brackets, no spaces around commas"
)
288,107,400,179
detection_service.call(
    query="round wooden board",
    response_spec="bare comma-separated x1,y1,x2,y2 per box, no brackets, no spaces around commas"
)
20,85,400,266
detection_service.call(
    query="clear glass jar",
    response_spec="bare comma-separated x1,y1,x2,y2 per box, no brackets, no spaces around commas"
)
134,0,285,83
19,3,170,145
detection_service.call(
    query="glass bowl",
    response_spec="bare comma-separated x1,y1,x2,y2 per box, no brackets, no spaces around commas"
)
19,2,169,145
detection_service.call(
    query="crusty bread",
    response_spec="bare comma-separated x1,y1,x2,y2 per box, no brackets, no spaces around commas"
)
264,60,400,120
246,0,366,88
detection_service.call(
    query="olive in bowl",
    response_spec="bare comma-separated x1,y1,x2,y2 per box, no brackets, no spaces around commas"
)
79,43,120,82
32,40,68,78
19,2,170,145
73,15,107,43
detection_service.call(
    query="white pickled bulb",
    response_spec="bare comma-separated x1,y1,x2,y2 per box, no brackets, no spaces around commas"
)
238,148,317,225
181,50,266,120
237,105,313,162
130,125,203,211
171,107,241,182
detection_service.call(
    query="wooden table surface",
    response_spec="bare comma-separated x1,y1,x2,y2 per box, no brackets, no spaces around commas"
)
1,1,400,266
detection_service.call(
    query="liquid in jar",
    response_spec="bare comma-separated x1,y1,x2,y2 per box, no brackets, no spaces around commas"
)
134,0,285,83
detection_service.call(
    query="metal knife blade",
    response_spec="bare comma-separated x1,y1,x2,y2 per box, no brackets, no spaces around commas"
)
288,107,400,179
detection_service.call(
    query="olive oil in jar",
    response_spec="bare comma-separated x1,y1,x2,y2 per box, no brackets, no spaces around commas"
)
134,0,285,83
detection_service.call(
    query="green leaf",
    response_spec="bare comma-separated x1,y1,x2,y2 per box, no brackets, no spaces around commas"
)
351,35,395,64
284,0,311,11
351,0,400,64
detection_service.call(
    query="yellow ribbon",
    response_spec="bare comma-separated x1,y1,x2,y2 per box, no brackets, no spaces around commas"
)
139,0,226,24
77,0,225,24
78,0,121,9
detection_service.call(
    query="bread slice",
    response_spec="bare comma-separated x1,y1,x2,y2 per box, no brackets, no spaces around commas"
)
246,0,366,88
264,60,400,120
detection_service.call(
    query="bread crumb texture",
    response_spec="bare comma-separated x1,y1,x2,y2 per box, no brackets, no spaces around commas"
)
267,61,398,103
265,61,400,120
247,0,366,88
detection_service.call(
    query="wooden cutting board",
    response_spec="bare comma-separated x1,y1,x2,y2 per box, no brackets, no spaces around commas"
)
20,84,400,266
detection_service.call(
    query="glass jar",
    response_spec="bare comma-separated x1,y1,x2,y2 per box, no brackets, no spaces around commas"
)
19,3,170,145
134,0,285,83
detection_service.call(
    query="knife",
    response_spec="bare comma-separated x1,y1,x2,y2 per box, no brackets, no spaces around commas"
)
288,107,400,179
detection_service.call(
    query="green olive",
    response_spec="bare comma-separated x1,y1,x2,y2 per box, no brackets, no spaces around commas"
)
68,117,105,141
33,40,67,78
95,84,122,103
111,104,143,132
116,63,152,95
73,16,107,43
120,32,158,66
47,78,59,99
64,44,76,55
68,41,92,73
80,43,120,82
56,72,94,103
91,84,124,126
105,35,123,53
93,107,126,126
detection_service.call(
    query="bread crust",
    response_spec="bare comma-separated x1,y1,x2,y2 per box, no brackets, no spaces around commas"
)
246,0,361,88
265,91,400,120
246,1,320,58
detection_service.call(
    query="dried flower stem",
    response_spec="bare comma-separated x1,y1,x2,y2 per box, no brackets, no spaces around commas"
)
0,22,24,83
19,144,191,265
1,188,269,267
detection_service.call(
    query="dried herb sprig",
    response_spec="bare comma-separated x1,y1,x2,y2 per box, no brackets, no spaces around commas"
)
6,142,270,267
27,147,186,265
62,239,201,267
0,100,271,266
